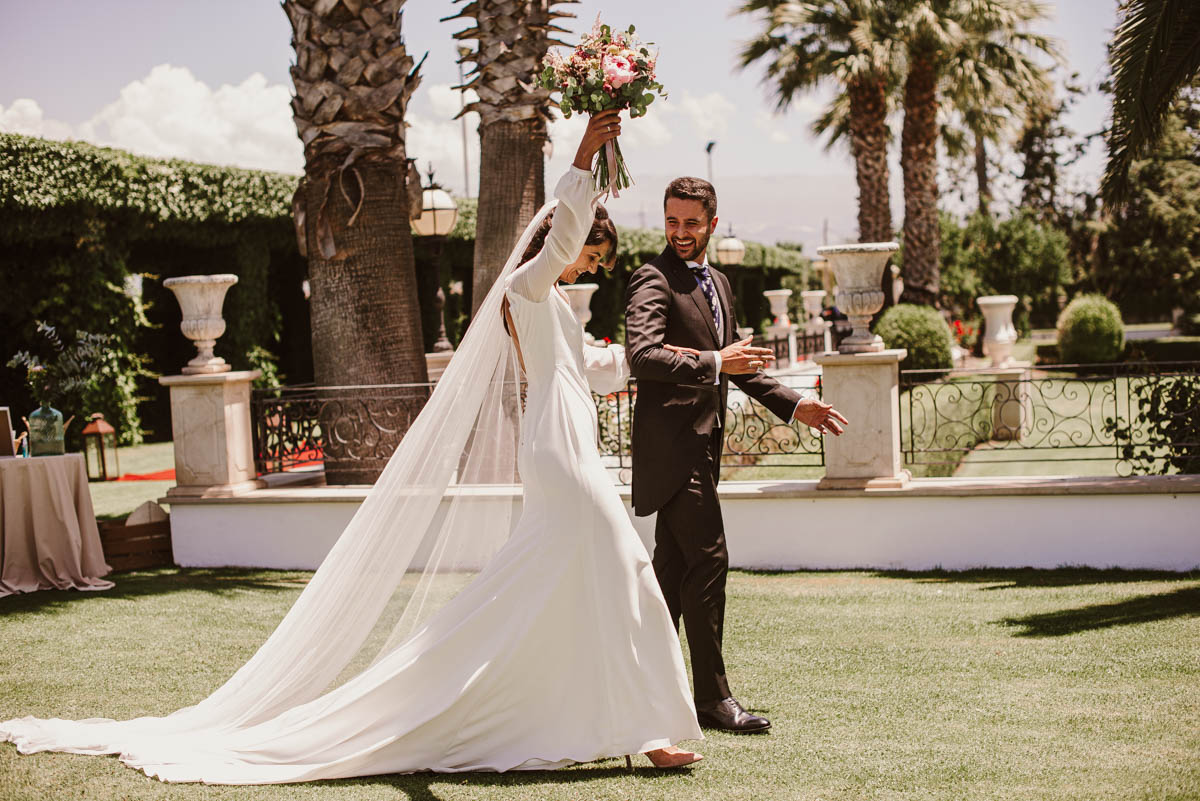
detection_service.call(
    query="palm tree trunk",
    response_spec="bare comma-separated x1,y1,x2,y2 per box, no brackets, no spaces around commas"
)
900,51,941,308
471,118,547,313
975,129,991,216
304,160,428,483
848,76,893,243
848,75,895,311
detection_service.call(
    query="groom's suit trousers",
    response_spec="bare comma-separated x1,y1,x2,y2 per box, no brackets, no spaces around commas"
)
652,428,730,706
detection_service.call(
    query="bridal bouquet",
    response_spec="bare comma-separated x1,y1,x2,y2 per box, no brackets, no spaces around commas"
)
539,17,666,196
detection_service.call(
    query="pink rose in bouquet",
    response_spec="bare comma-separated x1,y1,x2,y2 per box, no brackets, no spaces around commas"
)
602,54,637,89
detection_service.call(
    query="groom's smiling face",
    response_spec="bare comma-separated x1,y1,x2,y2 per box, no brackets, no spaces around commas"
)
665,198,717,263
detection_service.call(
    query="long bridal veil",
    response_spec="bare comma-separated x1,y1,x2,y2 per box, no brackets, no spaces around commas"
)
2,199,561,759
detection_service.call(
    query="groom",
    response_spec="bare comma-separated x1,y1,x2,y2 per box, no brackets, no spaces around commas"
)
624,177,848,733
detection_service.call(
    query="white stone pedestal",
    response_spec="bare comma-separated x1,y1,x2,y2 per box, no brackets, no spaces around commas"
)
159,370,265,498
425,351,453,383
985,367,1032,441
765,323,797,367
815,349,910,489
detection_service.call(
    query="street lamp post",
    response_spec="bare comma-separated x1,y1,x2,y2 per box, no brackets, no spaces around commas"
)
412,166,459,353
705,141,717,184
457,46,472,198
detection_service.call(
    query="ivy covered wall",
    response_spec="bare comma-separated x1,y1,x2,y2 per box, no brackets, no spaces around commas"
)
0,133,308,444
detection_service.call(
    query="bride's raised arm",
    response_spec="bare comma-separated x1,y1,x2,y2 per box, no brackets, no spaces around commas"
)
506,110,622,303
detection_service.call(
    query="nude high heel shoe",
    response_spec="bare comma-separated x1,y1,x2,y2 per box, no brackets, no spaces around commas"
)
629,746,703,769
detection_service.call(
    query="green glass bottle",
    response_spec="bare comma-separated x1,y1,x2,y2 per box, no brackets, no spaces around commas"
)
28,404,65,456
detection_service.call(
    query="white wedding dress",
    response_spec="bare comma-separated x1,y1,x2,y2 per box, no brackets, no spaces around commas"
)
0,166,701,784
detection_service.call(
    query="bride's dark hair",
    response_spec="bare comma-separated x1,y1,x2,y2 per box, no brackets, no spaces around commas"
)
519,204,618,270
503,204,619,339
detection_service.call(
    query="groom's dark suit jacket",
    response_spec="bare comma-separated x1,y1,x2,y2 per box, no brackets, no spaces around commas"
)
625,246,802,516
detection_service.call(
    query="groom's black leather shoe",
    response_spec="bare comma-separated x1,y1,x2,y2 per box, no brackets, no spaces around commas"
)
695,697,771,733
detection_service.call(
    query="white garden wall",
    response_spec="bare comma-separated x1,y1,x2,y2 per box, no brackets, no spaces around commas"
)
164,475,1200,572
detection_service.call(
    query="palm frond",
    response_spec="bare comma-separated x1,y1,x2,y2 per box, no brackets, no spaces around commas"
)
1103,0,1200,204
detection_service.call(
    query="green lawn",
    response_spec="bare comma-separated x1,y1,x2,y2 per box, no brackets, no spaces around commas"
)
89,441,175,520
2,568,1197,800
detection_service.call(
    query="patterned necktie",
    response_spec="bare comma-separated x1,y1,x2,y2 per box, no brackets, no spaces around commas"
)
688,263,722,339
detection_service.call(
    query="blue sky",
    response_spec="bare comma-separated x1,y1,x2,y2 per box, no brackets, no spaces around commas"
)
0,0,1117,252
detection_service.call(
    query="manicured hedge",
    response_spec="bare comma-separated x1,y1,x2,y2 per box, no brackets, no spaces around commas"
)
1036,337,1200,365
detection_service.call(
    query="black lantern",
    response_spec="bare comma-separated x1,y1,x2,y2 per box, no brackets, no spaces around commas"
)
81,413,120,481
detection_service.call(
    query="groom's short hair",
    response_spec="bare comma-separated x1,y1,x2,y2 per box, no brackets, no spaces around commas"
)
664,177,717,223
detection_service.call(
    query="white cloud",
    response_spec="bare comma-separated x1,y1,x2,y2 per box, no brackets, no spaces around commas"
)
0,98,73,140
405,83,480,196
2,65,304,174
663,90,737,139
76,65,303,174
754,111,791,144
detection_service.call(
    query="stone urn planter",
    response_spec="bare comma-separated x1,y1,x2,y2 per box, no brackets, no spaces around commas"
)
801,289,827,335
817,242,899,353
977,294,1019,367
163,274,238,374
562,283,600,343
763,289,793,326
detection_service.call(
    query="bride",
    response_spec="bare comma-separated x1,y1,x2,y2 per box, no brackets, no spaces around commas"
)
0,109,704,783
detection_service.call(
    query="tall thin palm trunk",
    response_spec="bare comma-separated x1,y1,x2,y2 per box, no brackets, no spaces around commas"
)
974,130,991,215
848,76,893,243
900,49,941,307
473,119,547,311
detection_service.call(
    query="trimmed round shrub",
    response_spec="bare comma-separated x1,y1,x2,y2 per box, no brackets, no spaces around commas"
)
874,304,954,371
1057,294,1125,364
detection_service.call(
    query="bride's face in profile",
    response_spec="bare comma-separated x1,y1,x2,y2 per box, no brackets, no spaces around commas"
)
559,244,612,284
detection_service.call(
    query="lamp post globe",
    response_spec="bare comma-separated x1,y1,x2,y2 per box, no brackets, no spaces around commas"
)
412,172,459,237
715,233,745,267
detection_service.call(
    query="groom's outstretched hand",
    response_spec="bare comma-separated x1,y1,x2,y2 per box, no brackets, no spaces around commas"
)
794,399,849,436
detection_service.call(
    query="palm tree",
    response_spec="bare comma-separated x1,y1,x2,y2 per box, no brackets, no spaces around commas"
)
1103,0,1200,204
895,0,1055,307
941,21,1060,216
444,0,575,314
737,0,899,244
286,0,428,483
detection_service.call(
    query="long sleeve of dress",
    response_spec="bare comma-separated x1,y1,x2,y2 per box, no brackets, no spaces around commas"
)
583,343,630,396
505,166,597,303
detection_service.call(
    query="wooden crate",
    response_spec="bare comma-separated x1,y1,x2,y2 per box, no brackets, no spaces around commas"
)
98,518,174,572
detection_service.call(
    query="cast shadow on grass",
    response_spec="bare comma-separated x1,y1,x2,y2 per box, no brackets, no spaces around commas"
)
315,760,685,800
0,569,309,616
1000,586,1200,637
869,567,1200,589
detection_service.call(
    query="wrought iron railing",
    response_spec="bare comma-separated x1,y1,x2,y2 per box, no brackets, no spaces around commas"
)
899,361,1200,475
796,331,827,360
753,335,791,367
752,331,829,368
596,377,824,483
255,375,825,482
251,382,433,481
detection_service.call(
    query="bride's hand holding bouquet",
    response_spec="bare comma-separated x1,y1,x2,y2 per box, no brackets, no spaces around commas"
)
572,109,623,172
540,17,667,197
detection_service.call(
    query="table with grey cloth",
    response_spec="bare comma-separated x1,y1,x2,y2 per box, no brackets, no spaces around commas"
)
0,453,113,596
